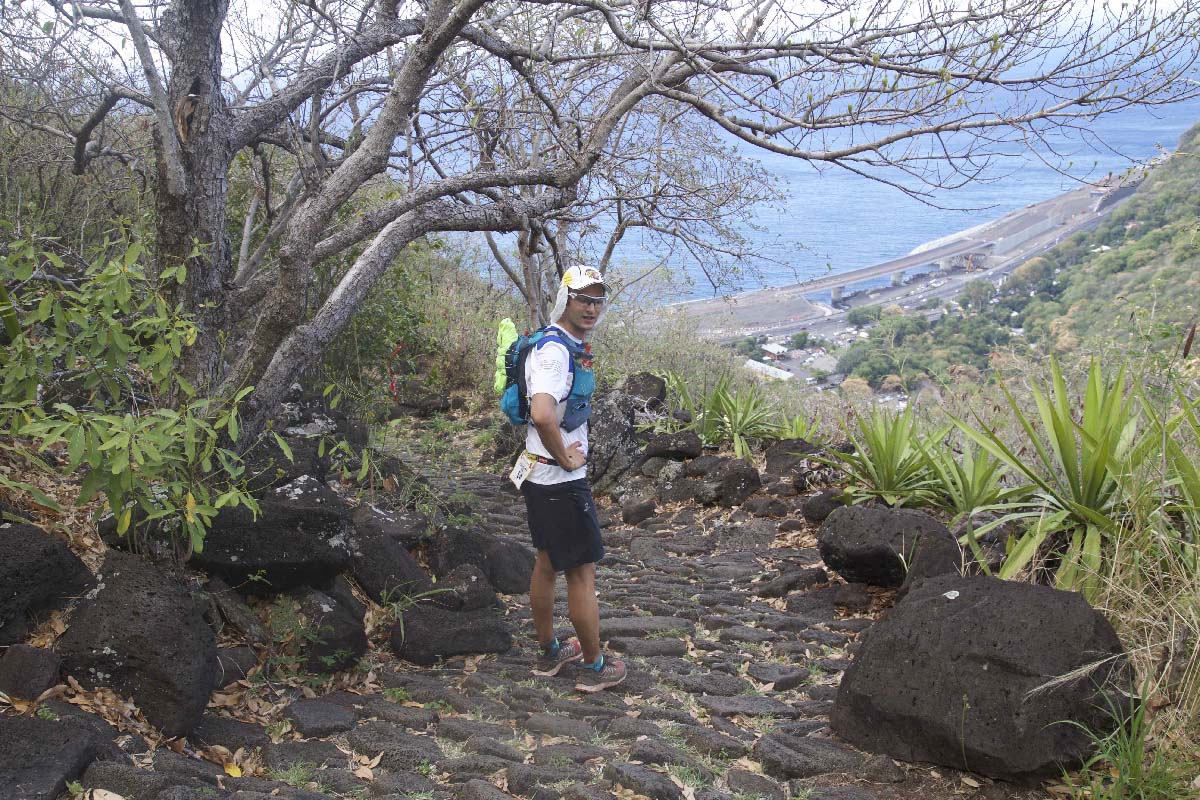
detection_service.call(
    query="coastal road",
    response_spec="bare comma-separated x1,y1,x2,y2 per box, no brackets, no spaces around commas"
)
678,182,1114,343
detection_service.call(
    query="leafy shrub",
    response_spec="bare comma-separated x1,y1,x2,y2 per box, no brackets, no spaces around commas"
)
846,305,883,327
1,233,260,553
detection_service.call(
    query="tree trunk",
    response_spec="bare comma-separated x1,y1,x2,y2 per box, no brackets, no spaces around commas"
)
156,0,235,394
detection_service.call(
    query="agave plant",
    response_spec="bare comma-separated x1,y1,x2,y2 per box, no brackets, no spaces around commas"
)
711,380,778,460
821,404,947,508
954,358,1153,599
656,372,775,458
1153,389,1200,574
921,440,1028,519
651,371,716,443
779,409,821,442
918,438,1033,571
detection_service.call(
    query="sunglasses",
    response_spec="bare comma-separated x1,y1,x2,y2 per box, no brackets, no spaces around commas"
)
568,292,607,308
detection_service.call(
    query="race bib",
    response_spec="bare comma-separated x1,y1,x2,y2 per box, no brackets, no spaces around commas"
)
509,451,538,489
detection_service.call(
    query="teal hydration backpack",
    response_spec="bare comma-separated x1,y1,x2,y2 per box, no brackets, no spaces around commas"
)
498,324,595,429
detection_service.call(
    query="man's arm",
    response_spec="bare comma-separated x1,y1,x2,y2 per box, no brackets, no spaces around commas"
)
529,393,585,471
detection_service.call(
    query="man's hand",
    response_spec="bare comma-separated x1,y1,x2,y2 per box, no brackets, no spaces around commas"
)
530,393,586,470
561,441,586,471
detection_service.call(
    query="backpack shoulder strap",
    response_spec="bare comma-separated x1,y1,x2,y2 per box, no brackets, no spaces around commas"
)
535,326,577,373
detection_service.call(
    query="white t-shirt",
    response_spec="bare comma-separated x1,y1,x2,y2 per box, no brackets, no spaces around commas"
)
524,327,588,485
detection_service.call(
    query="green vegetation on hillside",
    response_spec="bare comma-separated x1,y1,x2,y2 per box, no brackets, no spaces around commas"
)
836,121,1200,390
1021,132,1200,350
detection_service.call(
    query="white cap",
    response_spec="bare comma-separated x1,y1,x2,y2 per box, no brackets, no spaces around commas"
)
561,265,607,291
550,265,608,326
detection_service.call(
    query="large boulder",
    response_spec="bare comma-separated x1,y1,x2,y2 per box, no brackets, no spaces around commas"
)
831,574,1132,782
817,505,955,587
621,497,658,525
0,523,93,645
898,527,964,596
802,489,847,524
430,564,501,611
290,585,369,673
430,526,533,595
241,433,327,497
349,505,434,603
619,372,668,408
57,552,217,737
643,431,703,461
390,603,513,665
710,458,762,507
761,438,820,481
352,503,434,549
589,373,667,493
0,715,101,800
191,475,352,594
666,456,761,508
202,576,270,646
0,645,61,700
658,474,715,506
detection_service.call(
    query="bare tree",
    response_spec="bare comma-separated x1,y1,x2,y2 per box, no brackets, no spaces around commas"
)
2,0,1198,433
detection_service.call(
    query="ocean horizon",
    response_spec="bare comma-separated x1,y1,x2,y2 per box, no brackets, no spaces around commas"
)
609,100,1200,304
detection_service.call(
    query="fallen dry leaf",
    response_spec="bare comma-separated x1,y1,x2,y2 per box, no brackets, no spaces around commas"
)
35,684,68,704
961,775,981,788
82,790,127,800
352,764,373,780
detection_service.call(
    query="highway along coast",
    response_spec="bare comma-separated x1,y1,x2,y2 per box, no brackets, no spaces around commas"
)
676,178,1138,349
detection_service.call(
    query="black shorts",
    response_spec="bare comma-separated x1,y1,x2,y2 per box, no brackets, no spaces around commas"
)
521,478,605,572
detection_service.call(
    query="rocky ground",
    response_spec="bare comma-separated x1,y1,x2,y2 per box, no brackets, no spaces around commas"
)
2,405,1078,800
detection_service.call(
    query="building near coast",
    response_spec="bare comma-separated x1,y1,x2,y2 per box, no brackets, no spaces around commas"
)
760,342,789,360
744,359,794,381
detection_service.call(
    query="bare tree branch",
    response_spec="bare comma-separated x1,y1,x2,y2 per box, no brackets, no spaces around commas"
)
117,0,185,195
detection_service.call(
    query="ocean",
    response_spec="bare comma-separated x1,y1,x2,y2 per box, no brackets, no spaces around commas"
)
610,101,1200,303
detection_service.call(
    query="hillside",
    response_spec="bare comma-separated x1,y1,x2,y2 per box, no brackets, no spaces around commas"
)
835,120,1200,389
1021,123,1200,350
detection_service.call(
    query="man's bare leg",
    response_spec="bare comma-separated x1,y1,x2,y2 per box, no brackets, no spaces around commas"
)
530,550,558,647
564,562,600,663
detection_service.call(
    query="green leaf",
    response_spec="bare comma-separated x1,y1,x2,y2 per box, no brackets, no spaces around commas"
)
36,294,54,322
67,425,85,466
109,448,129,475
78,468,106,504
97,431,130,452
271,432,294,463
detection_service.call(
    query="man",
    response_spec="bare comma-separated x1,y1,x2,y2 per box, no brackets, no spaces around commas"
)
521,265,626,692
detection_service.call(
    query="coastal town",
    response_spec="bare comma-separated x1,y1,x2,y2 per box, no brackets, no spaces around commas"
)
679,168,1153,395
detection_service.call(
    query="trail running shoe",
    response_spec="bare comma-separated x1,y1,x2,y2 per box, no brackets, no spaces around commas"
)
532,637,583,677
574,655,627,693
